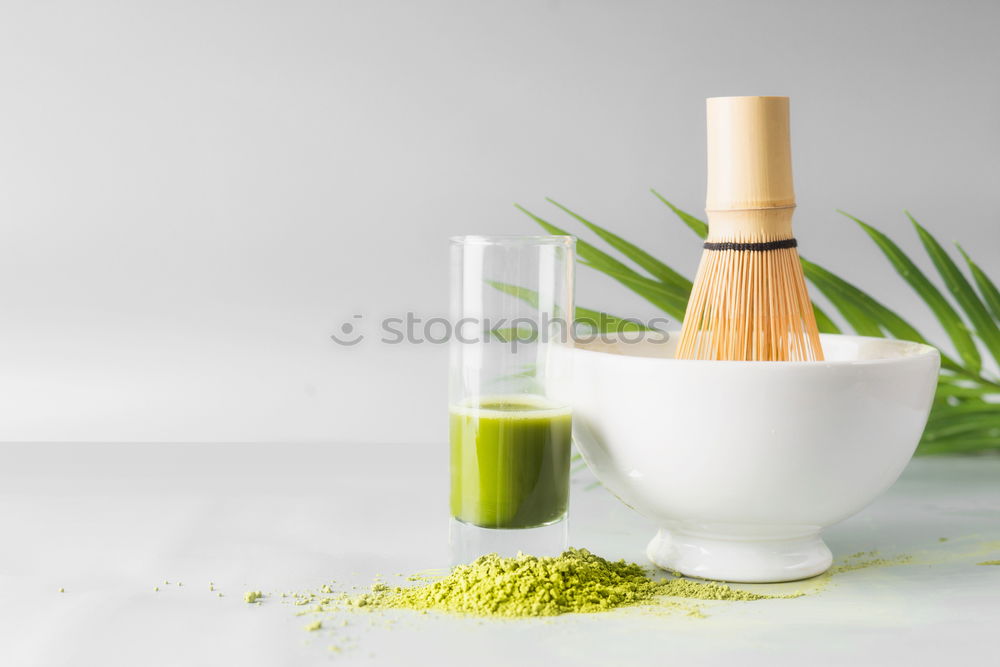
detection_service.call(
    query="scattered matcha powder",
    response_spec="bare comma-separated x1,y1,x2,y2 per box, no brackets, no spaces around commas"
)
59,588,65,593
244,590,264,604
977,560,1000,566
658,578,785,601
830,551,912,574
304,620,322,631
344,548,785,618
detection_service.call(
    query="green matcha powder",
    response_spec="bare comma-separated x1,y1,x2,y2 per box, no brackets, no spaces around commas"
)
345,548,787,617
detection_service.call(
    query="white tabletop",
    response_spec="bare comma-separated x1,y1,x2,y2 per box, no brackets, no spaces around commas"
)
2,443,998,666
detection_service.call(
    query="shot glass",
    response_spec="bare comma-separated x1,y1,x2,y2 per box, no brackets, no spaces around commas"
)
448,235,575,563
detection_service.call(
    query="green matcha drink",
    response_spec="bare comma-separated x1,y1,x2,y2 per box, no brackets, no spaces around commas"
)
450,396,572,529
449,235,575,558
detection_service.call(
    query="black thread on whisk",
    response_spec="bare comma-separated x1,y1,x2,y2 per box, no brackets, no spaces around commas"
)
703,239,798,252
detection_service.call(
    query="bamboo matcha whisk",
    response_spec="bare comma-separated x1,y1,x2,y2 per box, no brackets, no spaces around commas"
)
675,96,823,361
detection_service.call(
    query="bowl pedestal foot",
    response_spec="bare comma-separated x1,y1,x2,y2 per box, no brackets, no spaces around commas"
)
646,527,832,583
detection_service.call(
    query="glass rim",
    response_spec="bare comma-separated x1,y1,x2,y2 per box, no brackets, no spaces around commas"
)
450,234,575,246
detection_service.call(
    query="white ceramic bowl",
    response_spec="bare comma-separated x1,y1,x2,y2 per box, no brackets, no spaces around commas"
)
570,332,940,582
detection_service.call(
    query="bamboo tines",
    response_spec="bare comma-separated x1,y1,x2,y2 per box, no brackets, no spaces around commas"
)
675,96,823,362
675,210,823,361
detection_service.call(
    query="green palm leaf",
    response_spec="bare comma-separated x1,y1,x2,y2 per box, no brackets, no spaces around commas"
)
924,416,1000,441
546,198,692,293
803,263,883,337
651,190,708,239
933,382,996,400
909,213,1000,368
926,402,1000,422
486,281,646,333
800,258,929,342
842,211,982,374
578,260,689,309
575,310,651,333
811,304,842,335
956,244,1000,323
515,204,687,321
918,438,1000,455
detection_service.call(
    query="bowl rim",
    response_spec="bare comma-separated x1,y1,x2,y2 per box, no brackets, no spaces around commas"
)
573,331,941,368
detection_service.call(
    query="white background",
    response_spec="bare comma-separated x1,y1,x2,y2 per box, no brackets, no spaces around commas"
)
2,0,998,444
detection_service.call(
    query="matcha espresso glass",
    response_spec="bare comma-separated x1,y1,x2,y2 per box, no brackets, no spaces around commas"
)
449,235,575,563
